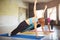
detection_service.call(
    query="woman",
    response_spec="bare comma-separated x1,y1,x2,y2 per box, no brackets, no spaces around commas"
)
10,17,40,36
46,9,53,32
10,0,47,36
38,5,47,33
10,0,38,36
38,18,45,32
50,20,54,30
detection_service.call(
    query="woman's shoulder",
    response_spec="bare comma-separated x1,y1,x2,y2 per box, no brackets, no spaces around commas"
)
28,17,35,20
26,17,38,21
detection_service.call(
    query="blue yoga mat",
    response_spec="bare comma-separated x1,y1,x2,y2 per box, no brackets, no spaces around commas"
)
0,33,44,40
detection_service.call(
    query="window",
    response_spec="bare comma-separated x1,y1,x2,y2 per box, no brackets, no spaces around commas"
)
18,8,26,23
36,10,44,18
47,7,57,20
59,4,60,20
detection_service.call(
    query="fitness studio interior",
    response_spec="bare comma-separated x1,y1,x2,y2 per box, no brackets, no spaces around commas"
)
0,0,60,40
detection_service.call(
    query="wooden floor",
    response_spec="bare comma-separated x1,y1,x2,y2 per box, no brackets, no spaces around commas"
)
0,25,60,40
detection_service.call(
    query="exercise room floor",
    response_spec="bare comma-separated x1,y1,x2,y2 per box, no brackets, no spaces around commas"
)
0,25,60,40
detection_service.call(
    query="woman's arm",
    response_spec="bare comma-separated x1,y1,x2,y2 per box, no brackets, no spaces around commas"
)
33,0,37,27
42,5,47,18
34,0,37,18
33,0,38,37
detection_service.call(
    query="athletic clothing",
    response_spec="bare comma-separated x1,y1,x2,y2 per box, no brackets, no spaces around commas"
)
29,18,38,24
50,20,54,29
47,18,51,23
46,18,53,30
11,21,29,36
23,18,39,31
24,24,41,32
30,24,41,30
11,18,40,36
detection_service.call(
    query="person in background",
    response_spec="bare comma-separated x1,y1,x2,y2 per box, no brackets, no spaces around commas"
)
46,8,53,32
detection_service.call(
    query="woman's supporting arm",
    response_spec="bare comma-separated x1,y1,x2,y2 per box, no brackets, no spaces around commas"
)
33,0,38,37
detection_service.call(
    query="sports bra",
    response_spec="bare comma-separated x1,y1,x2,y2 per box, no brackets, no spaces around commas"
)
24,18,38,31
29,18,38,24
47,18,50,23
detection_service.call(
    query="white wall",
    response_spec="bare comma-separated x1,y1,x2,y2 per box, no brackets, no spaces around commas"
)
18,8,26,23
0,15,18,33
0,0,28,34
17,0,28,9
17,0,28,23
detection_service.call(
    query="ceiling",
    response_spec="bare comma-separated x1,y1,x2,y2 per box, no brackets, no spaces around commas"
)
22,0,53,3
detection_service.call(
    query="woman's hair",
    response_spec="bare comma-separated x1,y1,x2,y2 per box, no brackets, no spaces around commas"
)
38,18,44,20
38,18,45,24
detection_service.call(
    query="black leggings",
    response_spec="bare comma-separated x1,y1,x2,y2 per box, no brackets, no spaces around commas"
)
11,21,29,36
30,24,41,30
50,20,54,30
11,21,41,36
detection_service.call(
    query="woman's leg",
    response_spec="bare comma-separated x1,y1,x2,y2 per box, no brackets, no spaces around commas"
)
30,24,41,30
11,23,23,36
48,23,50,31
51,24,53,30
11,27,20,36
50,20,54,30
11,21,29,36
